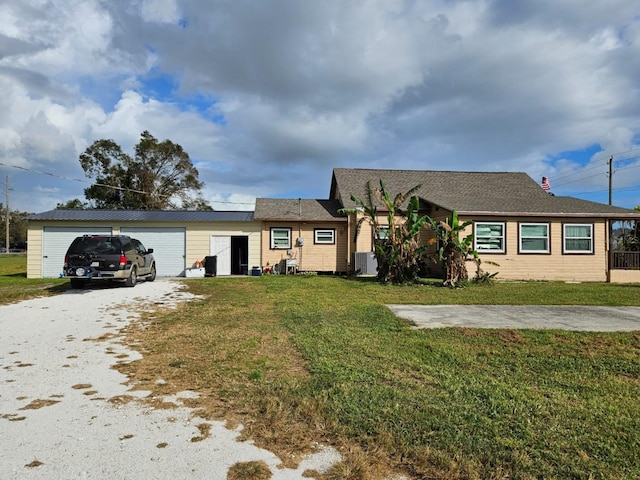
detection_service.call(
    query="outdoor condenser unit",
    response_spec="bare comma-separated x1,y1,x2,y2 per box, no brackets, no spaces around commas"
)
353,252,377,275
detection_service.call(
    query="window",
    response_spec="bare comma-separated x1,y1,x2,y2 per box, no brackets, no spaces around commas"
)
519,223,550,253
375,226,390,240
314,229,335,244
474,222,505,253
270,227,292,249
563,224,593,253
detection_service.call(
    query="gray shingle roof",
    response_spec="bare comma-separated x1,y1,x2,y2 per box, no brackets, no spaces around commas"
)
330,168,640,217
28,209,255,222
254,199,346,221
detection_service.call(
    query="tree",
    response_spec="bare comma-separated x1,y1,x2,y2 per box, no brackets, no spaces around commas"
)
615,206,640,251
0,204,30,250
56,199,89,209
74,131,212,210
427,211,496,287
340,180,430,284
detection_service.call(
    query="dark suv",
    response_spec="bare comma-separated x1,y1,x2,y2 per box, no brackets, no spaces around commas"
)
63,235,156,289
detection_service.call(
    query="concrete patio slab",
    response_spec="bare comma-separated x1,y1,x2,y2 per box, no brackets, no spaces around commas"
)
386,305,640,332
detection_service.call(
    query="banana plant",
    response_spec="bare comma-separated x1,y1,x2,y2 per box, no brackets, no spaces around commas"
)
428,210,477,287
340,180,430,284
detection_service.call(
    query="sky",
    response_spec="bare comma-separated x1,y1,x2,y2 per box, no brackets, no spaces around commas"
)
1,0,639,213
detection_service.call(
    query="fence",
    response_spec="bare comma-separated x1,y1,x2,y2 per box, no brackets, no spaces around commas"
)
611,251,640,270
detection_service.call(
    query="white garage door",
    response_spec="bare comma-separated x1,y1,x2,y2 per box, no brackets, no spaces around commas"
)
42,226,113,278
120,227,186,277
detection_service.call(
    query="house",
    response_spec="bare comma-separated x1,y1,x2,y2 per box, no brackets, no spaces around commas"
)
27,167,640,283
26,209,260,278
253,198,348,274
329,168,640,283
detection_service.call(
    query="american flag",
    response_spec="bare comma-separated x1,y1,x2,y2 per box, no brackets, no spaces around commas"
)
541,176,551,191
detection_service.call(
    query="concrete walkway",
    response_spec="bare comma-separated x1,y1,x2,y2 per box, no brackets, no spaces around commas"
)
386,305,640,332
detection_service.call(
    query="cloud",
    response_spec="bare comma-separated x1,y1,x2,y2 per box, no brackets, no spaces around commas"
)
1,0,640,211
140,0,182,24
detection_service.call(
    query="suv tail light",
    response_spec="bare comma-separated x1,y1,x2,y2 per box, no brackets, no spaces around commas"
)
64,255,69,268
119,255,127,267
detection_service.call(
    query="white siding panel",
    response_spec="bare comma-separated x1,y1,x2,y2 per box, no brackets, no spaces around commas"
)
42,227,112,278
120,227,186,277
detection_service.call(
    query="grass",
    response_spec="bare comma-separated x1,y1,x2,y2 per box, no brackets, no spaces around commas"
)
0,254,67,304
119,276,640,479
2,256,640,478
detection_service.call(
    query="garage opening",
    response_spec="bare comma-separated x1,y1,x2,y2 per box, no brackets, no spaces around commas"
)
231,236,249,275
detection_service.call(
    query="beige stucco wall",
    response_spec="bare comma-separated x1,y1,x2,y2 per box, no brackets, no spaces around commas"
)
260,221,348,273
344,211,614,282
609,269,640,284
26,220,261,278
184,222,261,269
459,216,609,282
26,223,43,278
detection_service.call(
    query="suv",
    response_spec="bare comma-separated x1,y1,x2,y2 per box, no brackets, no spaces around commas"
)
63,235,156,289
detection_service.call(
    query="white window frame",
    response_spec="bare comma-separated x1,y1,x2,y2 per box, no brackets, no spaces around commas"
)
314,228,335,245
270,227,292,249
519,223,550,253
563,224,593,254
474,222,506,253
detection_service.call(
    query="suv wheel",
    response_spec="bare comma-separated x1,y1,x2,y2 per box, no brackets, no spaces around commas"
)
147,263,156,282
125,266,137,287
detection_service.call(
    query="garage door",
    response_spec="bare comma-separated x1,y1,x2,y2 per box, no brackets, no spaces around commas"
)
120,227,185,277
42,226,113,278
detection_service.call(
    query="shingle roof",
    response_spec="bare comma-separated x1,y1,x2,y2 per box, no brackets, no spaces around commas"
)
330,168,640,218
254,198,346,221
28,209,255,222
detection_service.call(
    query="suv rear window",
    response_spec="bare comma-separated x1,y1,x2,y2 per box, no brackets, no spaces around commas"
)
68,237,122,255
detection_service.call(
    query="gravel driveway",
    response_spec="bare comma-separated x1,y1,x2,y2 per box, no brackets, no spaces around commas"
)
0,280,340,479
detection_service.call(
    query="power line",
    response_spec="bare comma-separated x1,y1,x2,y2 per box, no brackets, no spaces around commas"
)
0,161,158,195
0,161,88,184
552,171,606,188
615,162,640,172
0,161,256,206
551,157,609,182
547,148,640,184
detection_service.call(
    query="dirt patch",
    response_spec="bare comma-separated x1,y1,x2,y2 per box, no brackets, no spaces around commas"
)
19,399,60,410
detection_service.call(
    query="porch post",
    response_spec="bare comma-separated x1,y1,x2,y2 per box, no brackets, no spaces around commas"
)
606,218,611,282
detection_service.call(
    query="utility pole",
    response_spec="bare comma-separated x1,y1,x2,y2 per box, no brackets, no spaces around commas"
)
4,175,9,253
608,156,613,206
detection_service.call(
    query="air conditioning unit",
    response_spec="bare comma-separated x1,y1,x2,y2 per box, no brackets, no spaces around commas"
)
353,252,377,275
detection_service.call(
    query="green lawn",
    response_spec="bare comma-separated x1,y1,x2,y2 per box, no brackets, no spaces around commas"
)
0,254,67,304
133,276,640,479
2,256,640,479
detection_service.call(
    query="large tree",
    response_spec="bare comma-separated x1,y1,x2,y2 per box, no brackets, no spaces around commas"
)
71,131,211,210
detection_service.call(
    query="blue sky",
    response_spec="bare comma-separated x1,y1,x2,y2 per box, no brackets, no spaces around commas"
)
1,0,639,212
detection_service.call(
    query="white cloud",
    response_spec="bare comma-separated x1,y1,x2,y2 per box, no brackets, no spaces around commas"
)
140,0,181,24
1,0,640,211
